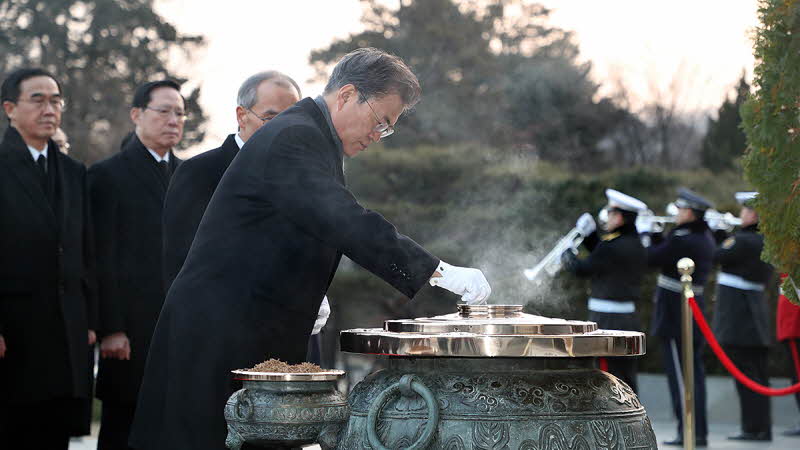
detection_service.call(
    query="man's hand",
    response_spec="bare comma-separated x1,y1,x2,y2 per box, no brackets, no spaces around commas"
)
576,212,596,236
88,329,97,346
100,332,130,360
429,261,491,305
0,335,5,358
312,296,331,335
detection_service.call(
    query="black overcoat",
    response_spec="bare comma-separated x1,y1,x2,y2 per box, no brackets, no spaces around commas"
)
648,219,715,338
711,224,773,347
563,222,647,331
129,98,439,450
0,126,97,405
88,134,181,403
162,133,238,289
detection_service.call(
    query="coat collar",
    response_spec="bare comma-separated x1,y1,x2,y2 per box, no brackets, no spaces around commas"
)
120,133,180,202
298,98,344,181
0,126,62,233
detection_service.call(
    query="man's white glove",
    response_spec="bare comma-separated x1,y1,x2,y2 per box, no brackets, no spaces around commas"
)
429,261,491,305
575,212,596,236
312,296,330,335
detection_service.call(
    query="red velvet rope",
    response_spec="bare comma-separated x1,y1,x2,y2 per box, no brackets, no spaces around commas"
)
688,296,800,396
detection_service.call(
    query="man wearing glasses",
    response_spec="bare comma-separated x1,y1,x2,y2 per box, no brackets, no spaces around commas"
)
161,71,331,365
0,68,97,449
130,48,491,450
88,80,184,450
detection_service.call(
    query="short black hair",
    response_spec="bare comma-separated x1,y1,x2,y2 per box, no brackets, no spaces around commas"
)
1,67,62,103
131,79,183,109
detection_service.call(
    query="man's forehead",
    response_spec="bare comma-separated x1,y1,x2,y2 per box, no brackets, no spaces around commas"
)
20,76,60,95
149,86,183,104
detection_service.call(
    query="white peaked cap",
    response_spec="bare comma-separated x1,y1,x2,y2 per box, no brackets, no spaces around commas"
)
605,189,648,213
735,191,758,205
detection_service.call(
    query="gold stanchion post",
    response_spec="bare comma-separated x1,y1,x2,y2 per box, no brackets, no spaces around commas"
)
678,258,695,450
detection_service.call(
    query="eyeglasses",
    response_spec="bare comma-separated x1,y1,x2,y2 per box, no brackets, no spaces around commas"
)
146,106,187,121
246,107,278,123
359,93,394,138
18,96,66,111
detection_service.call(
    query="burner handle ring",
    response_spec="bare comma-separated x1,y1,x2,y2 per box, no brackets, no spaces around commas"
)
366,374,440,450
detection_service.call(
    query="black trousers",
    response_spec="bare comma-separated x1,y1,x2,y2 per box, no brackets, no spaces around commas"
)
660,336,708,439
0,398,73,450
98,400,136,450
723,345,771,434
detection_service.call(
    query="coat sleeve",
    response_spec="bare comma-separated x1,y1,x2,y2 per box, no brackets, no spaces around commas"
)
647,235,679,268
564,242,611,277
261,125,439,299
88,164,125,336
80,166,99,330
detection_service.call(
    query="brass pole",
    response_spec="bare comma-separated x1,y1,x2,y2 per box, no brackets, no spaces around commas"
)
677,258,695,450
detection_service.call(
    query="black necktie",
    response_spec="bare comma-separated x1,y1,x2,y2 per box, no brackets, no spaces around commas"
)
36,154,47,187
158,160,170,182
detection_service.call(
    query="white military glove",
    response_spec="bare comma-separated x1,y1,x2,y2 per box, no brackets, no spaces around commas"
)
312,296,330,335
429,261,491,305
575,212,596,236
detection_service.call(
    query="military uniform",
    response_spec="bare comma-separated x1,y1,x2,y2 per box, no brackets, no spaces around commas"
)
563,189,648,392
712,192,773,440
648,188,716,446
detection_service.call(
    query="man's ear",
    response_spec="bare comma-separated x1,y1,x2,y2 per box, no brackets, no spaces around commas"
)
130,107,141,124
2,101,16,122
336,84,357,111
235,106,246,130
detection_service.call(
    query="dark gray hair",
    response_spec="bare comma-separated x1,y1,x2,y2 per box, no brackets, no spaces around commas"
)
323,47,421,109
237,71,301,109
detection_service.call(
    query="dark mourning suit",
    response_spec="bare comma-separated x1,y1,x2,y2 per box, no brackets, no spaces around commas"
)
648,218,715,442
130,98,439,450
563,221,647,392
162,134,238,289
88,134,181,449
712,223,774,436
0,126,97,448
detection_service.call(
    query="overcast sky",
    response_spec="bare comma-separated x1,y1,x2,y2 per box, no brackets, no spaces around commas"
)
155,0,759,155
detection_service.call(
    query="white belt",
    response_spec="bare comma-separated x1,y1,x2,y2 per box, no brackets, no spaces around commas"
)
717,272,765,292
588,297,636,313
657,274,704,295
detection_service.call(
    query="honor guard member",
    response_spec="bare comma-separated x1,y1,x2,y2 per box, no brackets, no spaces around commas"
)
647,187,716,447
562,189,648,392
712,191,773,441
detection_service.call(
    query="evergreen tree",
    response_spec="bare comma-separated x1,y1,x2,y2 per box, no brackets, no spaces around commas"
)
309,0,629,169
0,0,206,163
701,73,749,170
741,0,800,303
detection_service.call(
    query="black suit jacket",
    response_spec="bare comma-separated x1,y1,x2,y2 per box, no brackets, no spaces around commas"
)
88,133,181,402
130,98,439,450
162,134,239,288
0,126,97,405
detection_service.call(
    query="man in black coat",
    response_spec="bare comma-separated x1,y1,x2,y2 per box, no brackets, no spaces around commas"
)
562,189,648,392
0,68,97,449
130,48,491,450
647,188,716,447
163,70,301,289
712,191,774,441
89,80,184,449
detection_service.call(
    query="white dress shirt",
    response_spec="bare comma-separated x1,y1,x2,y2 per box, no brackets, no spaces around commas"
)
234,133,245,150
28,143,49,162
147,148,170,163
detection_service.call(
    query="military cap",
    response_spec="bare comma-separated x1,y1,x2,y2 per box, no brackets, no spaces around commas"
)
735,191,757,207
674,187,713,211
605,189,648,214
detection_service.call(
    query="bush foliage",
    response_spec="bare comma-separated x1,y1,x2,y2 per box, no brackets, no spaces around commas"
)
742,0,800,304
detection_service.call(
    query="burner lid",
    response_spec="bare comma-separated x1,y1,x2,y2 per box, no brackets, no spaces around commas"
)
340,304,645,358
